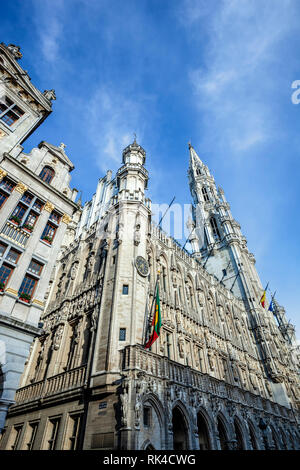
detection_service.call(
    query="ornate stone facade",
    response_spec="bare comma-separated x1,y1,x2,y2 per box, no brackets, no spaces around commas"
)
1,138,299,451
0,43,79,433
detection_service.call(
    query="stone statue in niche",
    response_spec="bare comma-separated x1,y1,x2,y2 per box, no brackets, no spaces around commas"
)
134,399,142,427
70,262,78,280
178,336,185,358
207,296,215,322
53,324,64,350
134,223,141,246
120,384,129,427
207,350,215,370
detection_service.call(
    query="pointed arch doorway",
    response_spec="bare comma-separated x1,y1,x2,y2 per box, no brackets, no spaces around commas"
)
172,407,189,450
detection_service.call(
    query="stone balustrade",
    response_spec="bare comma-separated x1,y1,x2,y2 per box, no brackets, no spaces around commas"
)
121,344,295,421
1,221,30,247
14,365,86,404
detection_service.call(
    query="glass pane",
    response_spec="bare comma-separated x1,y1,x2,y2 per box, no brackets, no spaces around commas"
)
0,264,12,286
21,192,33,205
0,191,7,208
28,260,43,276
6,249,20,263
0,243,7,257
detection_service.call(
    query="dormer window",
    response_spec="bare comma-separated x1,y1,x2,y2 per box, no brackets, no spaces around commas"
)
0,96,24,127
202,187,209,202
39,166,55,184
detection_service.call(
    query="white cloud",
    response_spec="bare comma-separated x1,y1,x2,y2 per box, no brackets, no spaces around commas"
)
182,0,299,154
79,85,154,172
32,0,65,63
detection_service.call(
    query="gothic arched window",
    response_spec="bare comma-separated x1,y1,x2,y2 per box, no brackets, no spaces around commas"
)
39,166,55,184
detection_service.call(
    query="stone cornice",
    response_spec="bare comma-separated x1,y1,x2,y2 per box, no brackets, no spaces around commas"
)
0,313,41,336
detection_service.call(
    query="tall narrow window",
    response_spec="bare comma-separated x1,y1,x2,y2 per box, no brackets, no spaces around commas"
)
47,418,60,450
122,285,129,295
10,203,27,224
25,422,38,450
0,242,7,257
41,222,57,244
119,328,126,341
68,415,81,451
18,274,37,300
210,217,220,240
202,187,209,202
143,407,151,427
11,425,23,450
0,264,13,289
162,266,167,291
0,191,8,208
39,166,55,184
166,333,171,359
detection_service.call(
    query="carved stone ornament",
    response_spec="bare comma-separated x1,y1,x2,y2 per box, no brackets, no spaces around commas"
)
44,201,54,213
0,168,7,181
7,44,22,60
14,182,28,194
43,89,56,101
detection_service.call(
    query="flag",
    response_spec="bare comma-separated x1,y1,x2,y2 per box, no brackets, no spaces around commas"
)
145,284,161,349
259,283,268,308
268,300,274,312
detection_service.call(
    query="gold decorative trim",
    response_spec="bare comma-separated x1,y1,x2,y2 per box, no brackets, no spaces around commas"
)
32,299,44,307
0,168,7,181
62,213,72,225
14,182,28,194
0,129,7,140
44,201,54,213
5,287,18,296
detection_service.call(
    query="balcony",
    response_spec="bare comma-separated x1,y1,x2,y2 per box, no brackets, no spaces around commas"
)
14,364,86,404
1,220,30,248
121,345,295,420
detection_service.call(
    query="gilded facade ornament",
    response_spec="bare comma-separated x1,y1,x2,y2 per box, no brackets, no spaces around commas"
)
0,168,7,181
14,182,28,194
44,201,54,213
62,213,72,224
0,129,7,140
5,287,18,296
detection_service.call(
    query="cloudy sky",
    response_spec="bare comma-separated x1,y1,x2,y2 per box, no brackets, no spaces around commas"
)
2,0,300,335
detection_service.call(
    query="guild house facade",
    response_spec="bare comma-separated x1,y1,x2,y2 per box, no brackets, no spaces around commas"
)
0,42,299,451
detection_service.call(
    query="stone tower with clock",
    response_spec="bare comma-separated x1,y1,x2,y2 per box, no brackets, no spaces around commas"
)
1,138,299,451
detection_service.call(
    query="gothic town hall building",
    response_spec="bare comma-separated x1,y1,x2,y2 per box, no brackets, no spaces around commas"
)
0,42,299,451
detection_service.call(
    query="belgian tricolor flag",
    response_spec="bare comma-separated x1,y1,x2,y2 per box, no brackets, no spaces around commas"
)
144,284,161,349
259,282,269,308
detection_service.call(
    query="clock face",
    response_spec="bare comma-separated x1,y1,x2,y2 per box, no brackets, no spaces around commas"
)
135,256,149,277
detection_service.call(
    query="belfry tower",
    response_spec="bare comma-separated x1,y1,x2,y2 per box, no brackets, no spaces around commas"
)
188,143,262,301
188,143,295,402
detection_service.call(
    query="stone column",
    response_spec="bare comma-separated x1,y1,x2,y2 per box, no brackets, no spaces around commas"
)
0,181,27,231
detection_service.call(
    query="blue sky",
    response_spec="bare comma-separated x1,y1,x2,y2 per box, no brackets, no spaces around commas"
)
2,0,300,336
